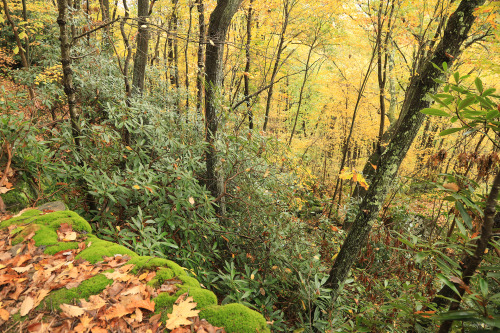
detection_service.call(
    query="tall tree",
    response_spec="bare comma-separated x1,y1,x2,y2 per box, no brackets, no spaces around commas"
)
131,0,150,95
262,0,294,132
196,0,206,115
323,0,486,303
204,0,243,205
243,0,253,129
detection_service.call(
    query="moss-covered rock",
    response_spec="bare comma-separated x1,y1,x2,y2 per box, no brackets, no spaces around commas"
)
39,274,113,311
200,304,271,333
0,206,271,333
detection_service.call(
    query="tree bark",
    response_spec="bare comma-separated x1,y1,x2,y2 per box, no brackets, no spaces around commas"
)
262,0,292,132
324,0,486,303
196,0,206,115
1,0,34,99
243,0,253,129
131,0,150,95
438,169,500,333
57,0,81,149
204,0,243,204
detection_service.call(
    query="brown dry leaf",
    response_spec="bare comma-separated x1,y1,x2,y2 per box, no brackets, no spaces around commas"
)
33,289,50,307
135,308,143,323
121,285,143,296
0,187,12,194
443,183,460,192
0,308,9,320
80,295,107,311
20,295,34,316
165,295,200,330
102,303,133,320
91,326,108,333
126,299,155,312
60,303,85,317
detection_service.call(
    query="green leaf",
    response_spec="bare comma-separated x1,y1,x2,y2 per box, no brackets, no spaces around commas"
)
13,46,19,55
453,72,460,83
456,201,472,229
421,108,449,117
18,31,27,40
482,88,496,97
458,96,476,111
436,273,460,296
479,278,488,298
439,127,463,136
442,62,448,71
435,310,478,321
475,77,483,94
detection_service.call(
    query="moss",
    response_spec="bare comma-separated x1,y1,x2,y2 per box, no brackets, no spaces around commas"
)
178,275,200,289
43,242,79,255
0,210,91,233
153,293,178,320
76,235,137,264
11,224,41,245
154,287,217,323
1,190,29,213
128,256,172,273
176,286,217,310
40,274,113,311
200,304,270,333
147,267,175,288
128,256,185,277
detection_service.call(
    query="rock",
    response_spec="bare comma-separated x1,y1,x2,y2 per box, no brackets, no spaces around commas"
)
36,201,66,212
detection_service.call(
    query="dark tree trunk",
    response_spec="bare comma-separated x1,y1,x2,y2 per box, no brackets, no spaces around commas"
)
168,0,180,112
56,0,81,148
131,0,150,95
196,0,206,115
1,0,34,99
244,0,253,129
204,0,243,204
324,0,486,303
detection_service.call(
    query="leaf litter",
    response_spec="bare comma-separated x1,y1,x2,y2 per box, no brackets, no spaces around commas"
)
0,220,226,332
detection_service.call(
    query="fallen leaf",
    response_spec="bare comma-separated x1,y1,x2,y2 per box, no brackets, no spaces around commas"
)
166,295,200,330
20,296,34,316
60,303,85,317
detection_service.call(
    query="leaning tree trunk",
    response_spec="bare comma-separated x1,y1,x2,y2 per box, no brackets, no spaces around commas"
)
324,0,486,303
131,0,150,95
204,0,243,207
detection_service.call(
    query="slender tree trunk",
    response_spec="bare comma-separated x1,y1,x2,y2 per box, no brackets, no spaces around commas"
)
263,0,291,132
131,0,150,95
21,0,29,65
244,0,253,129
196,0,206,115
288,41,314,146
324,0,486,304
185,2,194,111
168,0,180,112
57,0,81,150
1,0,34,99
437,169,500,333
204,0,243,206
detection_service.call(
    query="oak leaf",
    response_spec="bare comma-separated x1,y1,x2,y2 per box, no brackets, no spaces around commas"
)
166,295,200,330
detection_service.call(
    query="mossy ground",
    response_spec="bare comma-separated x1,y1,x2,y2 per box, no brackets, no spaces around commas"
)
0,209,270,332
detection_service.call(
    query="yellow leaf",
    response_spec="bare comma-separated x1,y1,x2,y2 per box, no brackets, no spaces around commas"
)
133,185,140,190
125,146,133,151
165,295,200,330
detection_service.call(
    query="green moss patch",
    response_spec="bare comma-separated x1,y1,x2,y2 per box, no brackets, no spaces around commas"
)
200,304,270,333
76,235,137,264
40,274,113,311
0,210,92,233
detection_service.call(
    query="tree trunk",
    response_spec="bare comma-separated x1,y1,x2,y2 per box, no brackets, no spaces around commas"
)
262,0,292,132
131,0,150,95
438,169,500,333
204,0,243,205
1,0,34,99
56,0,81,149
244,0,253,129
324,0,486,303
185,2,194,111
196,0,206,115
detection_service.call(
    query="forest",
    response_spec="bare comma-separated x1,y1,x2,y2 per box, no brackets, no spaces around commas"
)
0,0,500,331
